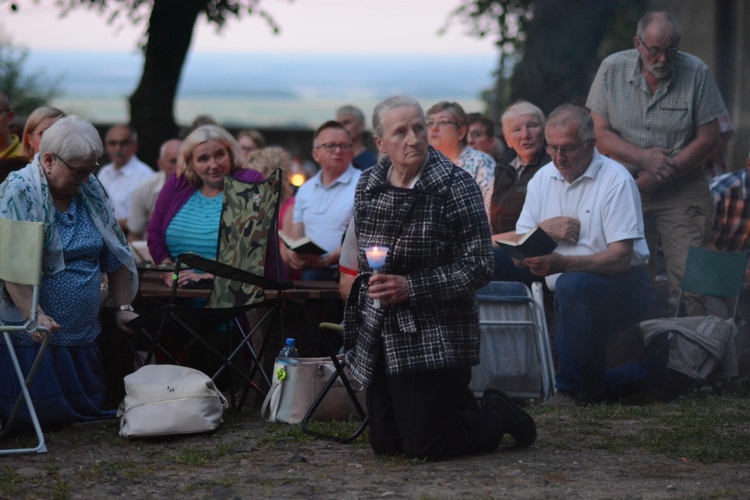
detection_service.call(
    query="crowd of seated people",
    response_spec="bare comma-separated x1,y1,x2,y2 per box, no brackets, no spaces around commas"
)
0,9,745,435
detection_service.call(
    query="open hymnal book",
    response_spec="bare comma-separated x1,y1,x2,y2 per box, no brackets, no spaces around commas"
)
495,226,557,260
278,231,327,256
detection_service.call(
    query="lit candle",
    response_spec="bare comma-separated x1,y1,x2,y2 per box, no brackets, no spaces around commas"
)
364,246,389,308
364,246,388,270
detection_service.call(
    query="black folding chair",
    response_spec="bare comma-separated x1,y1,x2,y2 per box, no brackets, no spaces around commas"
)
301,322,368,444
129,170,290,410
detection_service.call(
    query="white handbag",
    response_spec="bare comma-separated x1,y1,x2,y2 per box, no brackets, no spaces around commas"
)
261,356,365,424
117,365,228,438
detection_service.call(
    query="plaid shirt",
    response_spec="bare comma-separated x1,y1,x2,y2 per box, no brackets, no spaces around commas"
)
586,49,726,180
711,168,750,252
344,147,493,386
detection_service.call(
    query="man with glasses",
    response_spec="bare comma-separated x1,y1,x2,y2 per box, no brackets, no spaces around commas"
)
0,91,23,160
514,104,652,405
97,124,155,234
289,120,361,281
587,11,726,316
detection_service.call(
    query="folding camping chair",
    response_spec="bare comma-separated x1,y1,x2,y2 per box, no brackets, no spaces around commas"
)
300,322,368,444
677,245,747,320
129,170,290,409
605,246,748,401
0,219,51,455
469,281,555,402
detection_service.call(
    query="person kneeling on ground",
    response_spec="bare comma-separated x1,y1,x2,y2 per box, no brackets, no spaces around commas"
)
343,95,535,461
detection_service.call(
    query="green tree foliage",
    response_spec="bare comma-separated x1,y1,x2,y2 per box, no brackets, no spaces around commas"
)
0,31,60,116
446,0,644,117
3,0,280,166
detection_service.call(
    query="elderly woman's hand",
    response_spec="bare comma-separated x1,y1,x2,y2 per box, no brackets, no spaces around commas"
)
368,273,410,306
30,313,61,344
115,309,139,334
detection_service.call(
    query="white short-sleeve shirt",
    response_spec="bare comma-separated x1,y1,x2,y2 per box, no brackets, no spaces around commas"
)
97,156,155,220
516,149,649,289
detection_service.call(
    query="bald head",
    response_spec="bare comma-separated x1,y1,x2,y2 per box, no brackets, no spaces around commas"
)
158,139,181,175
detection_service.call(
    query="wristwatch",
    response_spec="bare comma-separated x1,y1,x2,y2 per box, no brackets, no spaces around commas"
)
117,304,135,313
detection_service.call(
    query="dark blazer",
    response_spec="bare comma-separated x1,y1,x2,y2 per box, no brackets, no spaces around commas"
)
490,148,551,234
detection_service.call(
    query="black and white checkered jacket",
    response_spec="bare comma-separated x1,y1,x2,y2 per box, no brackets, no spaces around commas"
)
344,147,493,386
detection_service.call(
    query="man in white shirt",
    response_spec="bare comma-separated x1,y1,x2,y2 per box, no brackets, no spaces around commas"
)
515,104,654,405
290,120,361,281
97,124,155,233
127,138,180,241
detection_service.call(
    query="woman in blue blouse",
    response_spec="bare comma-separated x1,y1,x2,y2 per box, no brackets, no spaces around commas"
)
148,125,264,288
0,116,138,428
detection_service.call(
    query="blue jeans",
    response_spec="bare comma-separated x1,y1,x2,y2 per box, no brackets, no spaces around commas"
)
553,267,654,403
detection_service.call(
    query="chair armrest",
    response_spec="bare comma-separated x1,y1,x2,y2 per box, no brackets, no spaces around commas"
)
178,252,290,291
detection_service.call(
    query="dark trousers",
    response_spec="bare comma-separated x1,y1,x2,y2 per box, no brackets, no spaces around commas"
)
554,267,654,403
366,344,503,461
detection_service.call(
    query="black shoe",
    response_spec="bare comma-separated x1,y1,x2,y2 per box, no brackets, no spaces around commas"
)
483,388,536,447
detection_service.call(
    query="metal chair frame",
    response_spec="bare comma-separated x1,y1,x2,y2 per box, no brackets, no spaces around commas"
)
300,322,368,444
470,281,555,402
0,219,51,455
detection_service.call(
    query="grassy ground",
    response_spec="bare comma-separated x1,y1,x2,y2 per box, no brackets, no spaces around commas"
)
2,393,750,498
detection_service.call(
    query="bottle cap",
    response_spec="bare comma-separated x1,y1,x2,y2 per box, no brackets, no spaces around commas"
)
285,338,295,345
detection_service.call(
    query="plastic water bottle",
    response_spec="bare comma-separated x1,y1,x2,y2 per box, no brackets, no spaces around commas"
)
279,338,300,358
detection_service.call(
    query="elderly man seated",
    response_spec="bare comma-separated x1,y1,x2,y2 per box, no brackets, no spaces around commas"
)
513,104,654,405
490,100,551,284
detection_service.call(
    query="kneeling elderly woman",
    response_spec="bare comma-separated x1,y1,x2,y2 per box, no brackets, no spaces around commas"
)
343,96,536,461
0,116,138,428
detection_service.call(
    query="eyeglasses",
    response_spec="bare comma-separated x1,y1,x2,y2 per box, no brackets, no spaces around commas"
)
637,36,679,58
545,140,590,157
316,143,353,153
55,154,99,180
426,119,457,129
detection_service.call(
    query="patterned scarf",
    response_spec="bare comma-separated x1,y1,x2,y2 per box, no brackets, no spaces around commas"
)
0,155,137,322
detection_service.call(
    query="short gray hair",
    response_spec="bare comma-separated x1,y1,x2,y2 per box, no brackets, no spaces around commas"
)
636,11,681,42
546,104,594,142
106,124,138,143
336,105,365,124
501,100,545,133
372,95,424,139
40,115,103,161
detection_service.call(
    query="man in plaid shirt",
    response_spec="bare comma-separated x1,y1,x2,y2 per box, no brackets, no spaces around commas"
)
587,11,726,315
707,151,750,352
